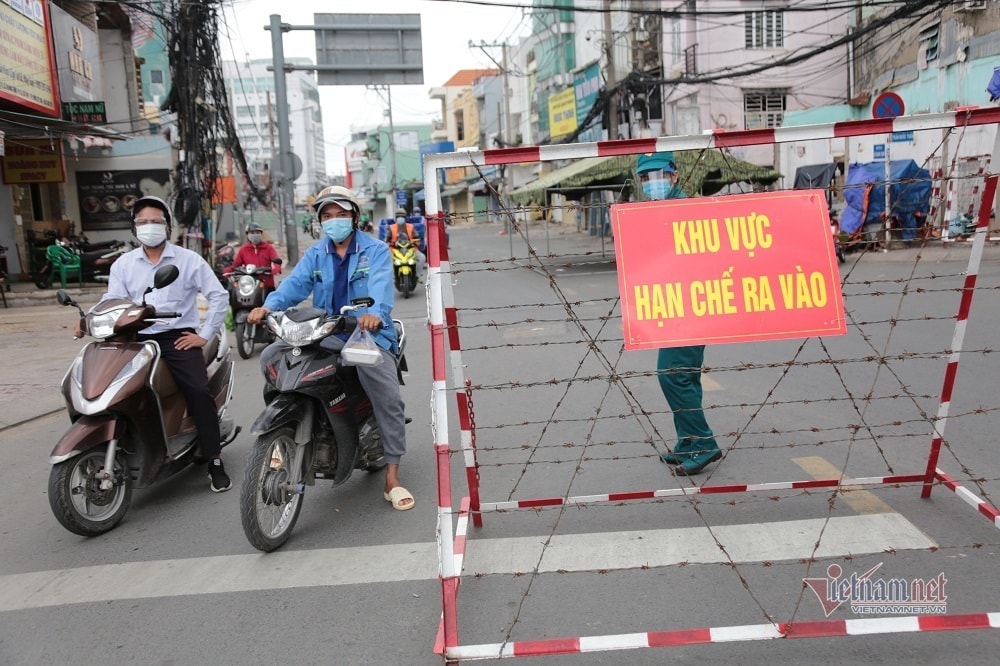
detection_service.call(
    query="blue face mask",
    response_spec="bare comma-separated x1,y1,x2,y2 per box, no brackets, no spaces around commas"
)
642,180,675,201
322,218,354,242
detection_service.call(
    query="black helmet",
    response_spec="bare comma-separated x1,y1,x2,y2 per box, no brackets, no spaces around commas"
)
131,195,172,228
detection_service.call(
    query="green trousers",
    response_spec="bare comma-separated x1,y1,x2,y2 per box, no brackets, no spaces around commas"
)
657,345,719,457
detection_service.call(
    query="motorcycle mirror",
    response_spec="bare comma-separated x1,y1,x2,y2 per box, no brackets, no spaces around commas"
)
153,264,180,289
350,296,375,309
142,265,180,305
56,290,76,307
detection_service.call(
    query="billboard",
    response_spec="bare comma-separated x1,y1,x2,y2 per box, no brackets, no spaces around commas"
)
76,169,171,231
548,87,577,139
612,190,846,349
0,0,60,115
0,138,64,184
314,14,423,85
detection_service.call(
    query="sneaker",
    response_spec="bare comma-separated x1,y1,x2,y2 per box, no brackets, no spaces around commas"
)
207,458,232,492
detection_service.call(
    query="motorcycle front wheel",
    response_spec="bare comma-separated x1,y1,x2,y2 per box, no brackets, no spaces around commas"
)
48,447,132,536
240,427,303,552
235,322,255,359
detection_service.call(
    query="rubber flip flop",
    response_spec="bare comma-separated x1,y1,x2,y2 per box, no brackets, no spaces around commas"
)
383,486,415,511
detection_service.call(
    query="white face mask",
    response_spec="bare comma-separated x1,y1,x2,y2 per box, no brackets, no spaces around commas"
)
136,224,168,247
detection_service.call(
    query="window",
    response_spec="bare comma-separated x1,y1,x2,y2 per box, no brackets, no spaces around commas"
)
745,10,783,49
236,105,252,117
917,23,939,64
394,130,419,152
744,89,786,129
149,70,163,84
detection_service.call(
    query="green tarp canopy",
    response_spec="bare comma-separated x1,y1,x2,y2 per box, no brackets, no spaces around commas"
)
507,150,782,204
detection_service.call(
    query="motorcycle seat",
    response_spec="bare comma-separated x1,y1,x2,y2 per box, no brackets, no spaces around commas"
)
202,335,220,364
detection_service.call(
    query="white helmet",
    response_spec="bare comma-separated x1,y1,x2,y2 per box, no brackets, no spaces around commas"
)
312,185,360,221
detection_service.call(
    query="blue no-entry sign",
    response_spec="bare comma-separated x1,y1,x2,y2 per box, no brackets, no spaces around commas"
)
873,92,905,119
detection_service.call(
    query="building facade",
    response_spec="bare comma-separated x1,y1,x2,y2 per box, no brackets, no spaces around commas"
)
222,58,326,205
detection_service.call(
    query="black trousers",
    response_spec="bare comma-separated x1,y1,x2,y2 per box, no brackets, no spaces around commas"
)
140,329,222,457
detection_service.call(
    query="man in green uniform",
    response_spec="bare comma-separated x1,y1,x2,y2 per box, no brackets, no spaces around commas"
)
636,151,722,476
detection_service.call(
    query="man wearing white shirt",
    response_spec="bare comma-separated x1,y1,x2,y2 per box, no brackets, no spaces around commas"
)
79,195,232,492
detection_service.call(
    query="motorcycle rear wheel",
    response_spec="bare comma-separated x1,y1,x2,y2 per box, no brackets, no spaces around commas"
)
235,322,255,359
48,447,132,536
33,266,53,290
240,427,303,552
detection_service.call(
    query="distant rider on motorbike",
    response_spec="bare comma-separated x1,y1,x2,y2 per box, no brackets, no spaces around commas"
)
74,195,233,492
248,186,414,510
223,222,282,291
386,210,426,278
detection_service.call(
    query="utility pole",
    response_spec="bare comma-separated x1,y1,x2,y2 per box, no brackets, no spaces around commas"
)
265,90,283,246
603,0,618,141
268,14,299,264
386,85,399,216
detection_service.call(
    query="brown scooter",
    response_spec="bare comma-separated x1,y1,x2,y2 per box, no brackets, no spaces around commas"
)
48,265,240,536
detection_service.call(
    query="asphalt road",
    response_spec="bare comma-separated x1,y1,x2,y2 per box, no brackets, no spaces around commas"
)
1,222,999,664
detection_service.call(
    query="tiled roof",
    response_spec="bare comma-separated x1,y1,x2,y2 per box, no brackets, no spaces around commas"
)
442,69,499,87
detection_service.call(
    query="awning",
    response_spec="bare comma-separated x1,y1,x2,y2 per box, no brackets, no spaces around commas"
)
441,184,468,198
508,151,782,204
508,155,633,204
0,109,124,141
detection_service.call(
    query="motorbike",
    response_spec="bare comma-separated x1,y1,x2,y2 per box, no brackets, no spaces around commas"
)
309,219,321,240
831,217,846,264
213,240,240,287
390,238,419,298
48,265,240,536
33,236,129,289
239,299,407,552
227,260,281,359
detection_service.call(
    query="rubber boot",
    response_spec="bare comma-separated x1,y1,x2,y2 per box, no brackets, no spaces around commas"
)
673,443,722,476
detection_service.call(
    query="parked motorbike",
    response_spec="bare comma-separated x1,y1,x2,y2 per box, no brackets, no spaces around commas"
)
48,265,240,536
227,261,281,359
831,217,846,264
33,236,129,289
391,238,419,298
239,299,407,552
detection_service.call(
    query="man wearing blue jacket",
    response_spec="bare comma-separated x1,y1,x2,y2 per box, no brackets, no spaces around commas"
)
248,186,413,510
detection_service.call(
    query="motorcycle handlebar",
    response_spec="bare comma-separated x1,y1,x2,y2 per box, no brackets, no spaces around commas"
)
153,311,182,319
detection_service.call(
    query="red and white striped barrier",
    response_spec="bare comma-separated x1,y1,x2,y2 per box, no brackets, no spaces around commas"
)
446,613,1000,661
478,473,926,512
922,175,998,497
422,114,1000,662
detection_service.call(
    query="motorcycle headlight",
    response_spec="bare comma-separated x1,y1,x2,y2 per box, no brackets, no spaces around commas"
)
87,306,128,339
237,275,257,296
110,344,155,389
275,315,336,346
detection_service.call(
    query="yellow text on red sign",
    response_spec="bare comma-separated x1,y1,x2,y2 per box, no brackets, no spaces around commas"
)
612,190,846,349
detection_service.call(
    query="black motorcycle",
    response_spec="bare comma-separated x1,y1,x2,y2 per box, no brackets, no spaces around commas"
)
227,261,280,359
33,236,128,289
239,298,407,552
